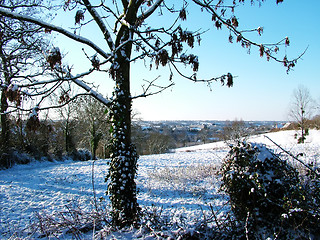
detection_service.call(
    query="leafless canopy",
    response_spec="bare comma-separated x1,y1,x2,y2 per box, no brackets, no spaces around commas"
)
0,0,303,117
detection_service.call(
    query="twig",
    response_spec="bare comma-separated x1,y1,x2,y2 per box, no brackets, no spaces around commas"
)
264,135,320,178
245,212,250,240
209,203,222,231
92,159,99,213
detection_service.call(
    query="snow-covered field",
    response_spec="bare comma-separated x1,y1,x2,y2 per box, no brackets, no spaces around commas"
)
1,130,319,239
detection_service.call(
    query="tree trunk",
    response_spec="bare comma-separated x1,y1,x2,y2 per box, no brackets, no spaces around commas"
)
107,24,139,227
0,45,10,152
0,90,10,151
65,119,75,154
300,108,306,144
107,62,139,226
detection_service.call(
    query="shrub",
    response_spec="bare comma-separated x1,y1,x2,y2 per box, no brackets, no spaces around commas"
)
220,142,319,239
69,149,92,161
0,150,34,169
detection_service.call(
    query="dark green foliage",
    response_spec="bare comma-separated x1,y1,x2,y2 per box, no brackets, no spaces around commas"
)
220,142,320,239
69,149,92,161
0,150,33,169
297,128,309,144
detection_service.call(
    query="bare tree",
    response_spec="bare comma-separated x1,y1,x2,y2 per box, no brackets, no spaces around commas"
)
0,1,51,152
221,119,248,145
75,95,109,160
289,85,314,143
55,86,79,154
145,132,175,154
0,0,303,226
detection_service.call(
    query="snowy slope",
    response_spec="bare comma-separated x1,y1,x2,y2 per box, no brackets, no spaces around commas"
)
0,130,319,239
177,129,320,152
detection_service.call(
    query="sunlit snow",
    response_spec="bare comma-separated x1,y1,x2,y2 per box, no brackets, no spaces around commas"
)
0,130,319,238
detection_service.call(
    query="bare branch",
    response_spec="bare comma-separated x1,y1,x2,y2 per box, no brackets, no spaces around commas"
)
82,0,115,51
191,0,305,72
137,0,164,21
122,1,128,8
169,60,234,88
49,67,111,106
0,8,111,59
1,92,91,115
131,76,174,99
264,135,320,178
70,77,111,106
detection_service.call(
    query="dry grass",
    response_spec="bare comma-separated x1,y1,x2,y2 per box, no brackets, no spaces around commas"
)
148,164,219,195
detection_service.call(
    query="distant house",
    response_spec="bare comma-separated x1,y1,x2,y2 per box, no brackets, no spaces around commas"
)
189,124,206,132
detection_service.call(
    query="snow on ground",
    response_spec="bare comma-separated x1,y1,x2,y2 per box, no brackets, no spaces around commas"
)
177,129,320,152
0,130,319,239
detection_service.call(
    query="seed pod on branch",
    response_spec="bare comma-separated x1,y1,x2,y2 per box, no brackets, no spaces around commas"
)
155,49,169,68
75,10,84,25
229,34,233,43
283,55,288,67
91,54,100,70
232,17,239,28
237,34,243,43
259,44,264,57
179,8,187,21
285,36,290,46
227,73,233,87
58,90,70,104
26,107,40,131
180,53,199,72
5,84,21,107
215,21,222,29
47,47,62,69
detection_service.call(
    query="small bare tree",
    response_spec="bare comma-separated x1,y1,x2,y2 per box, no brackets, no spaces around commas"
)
0,1,50,152
289,85,314,143
55,86,79,154
75,95,110,160
221,119,248,145
146,132,175,154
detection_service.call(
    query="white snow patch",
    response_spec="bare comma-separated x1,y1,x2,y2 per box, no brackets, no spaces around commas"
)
0,130,319,238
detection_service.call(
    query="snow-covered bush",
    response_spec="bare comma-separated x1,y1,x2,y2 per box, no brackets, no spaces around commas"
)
220,142,319,239
69,149,92,161
0,150,34,169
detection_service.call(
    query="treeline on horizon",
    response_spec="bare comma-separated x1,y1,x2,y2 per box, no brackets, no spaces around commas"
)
1,95,320,169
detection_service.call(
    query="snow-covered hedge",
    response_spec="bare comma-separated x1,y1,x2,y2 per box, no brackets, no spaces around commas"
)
0,150,33,169
220,142,320,239
68,149,92,161
0,148,92,169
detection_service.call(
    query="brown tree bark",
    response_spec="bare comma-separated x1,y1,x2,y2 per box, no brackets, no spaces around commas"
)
0,44,10,152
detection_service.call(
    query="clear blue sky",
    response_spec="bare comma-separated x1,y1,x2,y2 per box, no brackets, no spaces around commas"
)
55,0,320,121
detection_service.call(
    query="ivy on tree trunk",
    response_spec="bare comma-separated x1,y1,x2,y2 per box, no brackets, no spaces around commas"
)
106,24,140,227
